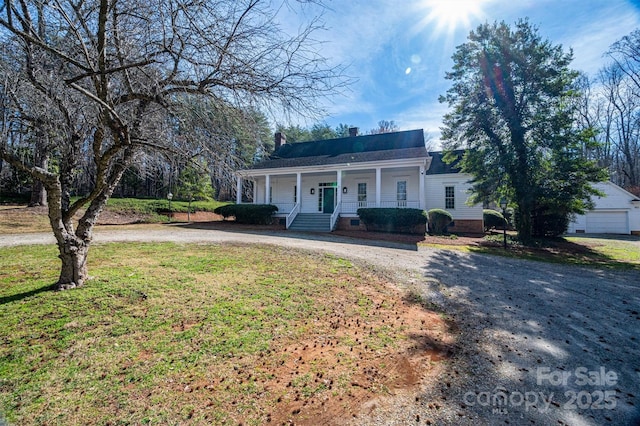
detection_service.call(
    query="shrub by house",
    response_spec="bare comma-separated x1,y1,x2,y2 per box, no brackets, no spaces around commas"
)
356,208,427,234
214,204,278,225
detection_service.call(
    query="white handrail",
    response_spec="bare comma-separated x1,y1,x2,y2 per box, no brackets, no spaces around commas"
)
330,201,341,231
285,202,300,229
340,200,421,213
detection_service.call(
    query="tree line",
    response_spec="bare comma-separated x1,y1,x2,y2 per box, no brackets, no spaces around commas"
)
1,105,400,203
576,30,640,195
0,0,346,289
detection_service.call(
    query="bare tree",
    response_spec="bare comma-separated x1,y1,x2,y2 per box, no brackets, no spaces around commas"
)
574,73,613,166
369,119,399,134
573,31,640,191
599,65,640,187
0,0,346,290
604,30,640,188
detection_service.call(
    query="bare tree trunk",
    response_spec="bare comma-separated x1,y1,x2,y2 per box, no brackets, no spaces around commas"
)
29,147,49,207
41,177,86,289
29,179,47,206
56,238,90,290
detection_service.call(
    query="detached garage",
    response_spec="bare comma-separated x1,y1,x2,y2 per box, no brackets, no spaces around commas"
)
567,182,640,235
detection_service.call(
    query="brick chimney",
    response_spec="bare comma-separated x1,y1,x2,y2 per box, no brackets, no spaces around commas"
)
274,132,286,151
348,127,359,137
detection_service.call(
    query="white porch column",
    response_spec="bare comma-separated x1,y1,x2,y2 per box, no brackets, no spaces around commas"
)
252,180,258,204
265,174,271,204
375,167,382,207
296,172,302,205
236,176,242,204
419,165,426,210
336,170,342,206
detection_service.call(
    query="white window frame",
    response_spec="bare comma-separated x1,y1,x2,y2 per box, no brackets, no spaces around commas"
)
445,186,455,209
357,182,367,207
396,180,407,207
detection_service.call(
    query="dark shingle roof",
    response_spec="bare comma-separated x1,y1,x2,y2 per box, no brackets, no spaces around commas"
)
251,129,427,170
426,150,464,175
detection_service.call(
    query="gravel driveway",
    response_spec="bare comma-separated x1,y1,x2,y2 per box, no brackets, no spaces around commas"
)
1,225,639,425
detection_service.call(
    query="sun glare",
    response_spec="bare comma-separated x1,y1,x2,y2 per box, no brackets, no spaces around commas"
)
419,0,488,35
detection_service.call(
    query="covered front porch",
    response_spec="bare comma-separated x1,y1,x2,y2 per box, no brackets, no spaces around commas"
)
236,160,428,231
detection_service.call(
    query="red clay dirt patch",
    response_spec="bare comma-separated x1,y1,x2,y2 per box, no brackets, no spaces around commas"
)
231,283,457,425
99,277,458,425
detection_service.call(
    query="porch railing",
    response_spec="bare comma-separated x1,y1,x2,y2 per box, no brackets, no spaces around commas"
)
285,202,300,229
330,201,342,231
341,200,421,214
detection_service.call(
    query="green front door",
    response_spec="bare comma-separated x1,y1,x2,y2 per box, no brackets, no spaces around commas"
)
322,188,335,213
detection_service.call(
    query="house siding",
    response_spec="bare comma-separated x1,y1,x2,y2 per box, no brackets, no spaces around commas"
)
424,173,483,233
340,172,376,213
632,205,640,235
237,137,488,233
568,182,640,234
380,169,419,206
425,174,483,216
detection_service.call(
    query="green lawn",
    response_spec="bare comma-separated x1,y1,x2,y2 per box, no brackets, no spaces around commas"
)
564,236,640,264
0,242,444,425
105,197,229,214
467,235,640,271
418,233,640,271
0,198,230,234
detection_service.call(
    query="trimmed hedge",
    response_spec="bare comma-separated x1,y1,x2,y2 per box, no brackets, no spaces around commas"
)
483,209,506,232
427,209,453,235
213,204,278,225
357,208,427,234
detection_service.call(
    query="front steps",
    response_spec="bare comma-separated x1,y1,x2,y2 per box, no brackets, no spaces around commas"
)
288,213,332,232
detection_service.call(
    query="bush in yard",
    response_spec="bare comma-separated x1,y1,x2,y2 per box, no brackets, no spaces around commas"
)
427,209,453,235
483,209,507,232
531,203,570,237
214,204,278,224
357,208,427,233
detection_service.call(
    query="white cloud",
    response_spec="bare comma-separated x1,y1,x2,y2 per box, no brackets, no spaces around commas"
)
278,0,640,140
561,7,640,75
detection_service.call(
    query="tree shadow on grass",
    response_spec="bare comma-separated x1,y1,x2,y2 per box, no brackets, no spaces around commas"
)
414,248,640,425
0,284,53,305
470,236,640,271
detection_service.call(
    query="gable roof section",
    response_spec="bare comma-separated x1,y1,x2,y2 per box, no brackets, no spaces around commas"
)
426,150,464,175
598,181,640,202
251,129,428,170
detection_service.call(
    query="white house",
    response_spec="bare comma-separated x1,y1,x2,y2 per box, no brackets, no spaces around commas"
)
235,128,483,233
567,181,640,235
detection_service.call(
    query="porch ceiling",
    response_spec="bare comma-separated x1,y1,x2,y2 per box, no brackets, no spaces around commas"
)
239,156,431,178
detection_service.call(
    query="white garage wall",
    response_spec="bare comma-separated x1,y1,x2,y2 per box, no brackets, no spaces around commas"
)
567,182,639,234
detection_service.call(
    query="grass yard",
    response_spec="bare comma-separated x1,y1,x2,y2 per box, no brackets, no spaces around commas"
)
105,197,228,215
460,234,640,271
0,206,51,234
0,198,229,234
565,236,640,264
0,243,454,425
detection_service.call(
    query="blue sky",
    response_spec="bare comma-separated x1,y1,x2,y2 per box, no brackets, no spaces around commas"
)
288,0,640,146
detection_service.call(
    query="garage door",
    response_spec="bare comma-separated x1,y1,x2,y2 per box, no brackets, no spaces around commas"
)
585,211,628,234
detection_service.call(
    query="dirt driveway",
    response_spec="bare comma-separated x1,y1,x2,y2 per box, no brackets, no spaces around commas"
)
1,225,639,425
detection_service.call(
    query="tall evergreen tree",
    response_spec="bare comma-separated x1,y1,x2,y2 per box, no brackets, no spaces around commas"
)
440,20,606,242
